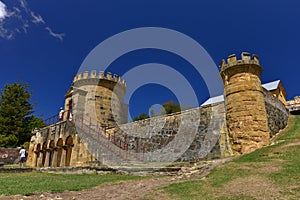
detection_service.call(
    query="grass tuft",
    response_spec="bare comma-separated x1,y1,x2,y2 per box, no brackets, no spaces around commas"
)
0,172,144,196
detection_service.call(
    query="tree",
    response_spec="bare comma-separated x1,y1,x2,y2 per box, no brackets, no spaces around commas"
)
132,113,150,122
0,82,34,147
27,115,46,130
161,101,181,114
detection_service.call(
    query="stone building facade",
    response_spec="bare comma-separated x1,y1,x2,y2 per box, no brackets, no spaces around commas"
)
287,96,300,114
27,52,289,168
26,121,96,168
64,71,128,127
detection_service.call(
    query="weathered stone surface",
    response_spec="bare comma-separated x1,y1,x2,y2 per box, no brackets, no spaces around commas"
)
27,121,97,168
28,60,289,168
264,89,289,137
64,71,128,128
220,53,270,155
0,148,19,164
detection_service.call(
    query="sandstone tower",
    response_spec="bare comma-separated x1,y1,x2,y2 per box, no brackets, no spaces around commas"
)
220,52,270,154
64,71,128,127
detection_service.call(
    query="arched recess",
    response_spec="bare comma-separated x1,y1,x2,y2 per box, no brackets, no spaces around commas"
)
42,142,47,167
65,136,73,166
35,143,41,167
48,140,55,167
56,138,63,167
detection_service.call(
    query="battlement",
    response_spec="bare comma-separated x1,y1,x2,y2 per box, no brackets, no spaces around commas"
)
73,71,126,87
220,52,260,71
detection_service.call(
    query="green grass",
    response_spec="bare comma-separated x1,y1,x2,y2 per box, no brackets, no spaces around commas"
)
0,172,144,196
164,115,300,199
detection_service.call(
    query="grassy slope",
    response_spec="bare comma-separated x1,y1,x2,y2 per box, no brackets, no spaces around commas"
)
0,173,144,196
164,115,300,200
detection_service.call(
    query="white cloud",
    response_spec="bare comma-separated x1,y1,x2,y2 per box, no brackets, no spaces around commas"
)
31,11,44,24
0,1,8,21
45,27,65,41
0,0,65,41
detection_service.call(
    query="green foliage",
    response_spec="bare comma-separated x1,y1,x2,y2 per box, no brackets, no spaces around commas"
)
23,141,30,150
0,172,144,196
135,101,191,119
0,82,34,147
132,113,149,122
162,100,181,114
27,115,46,130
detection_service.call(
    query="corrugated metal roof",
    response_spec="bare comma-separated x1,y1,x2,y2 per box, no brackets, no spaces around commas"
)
201,80,281,106
262,80,280,91
201,95,224,106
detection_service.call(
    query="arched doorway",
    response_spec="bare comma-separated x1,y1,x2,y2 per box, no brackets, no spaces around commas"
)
56,138,63,167
65,136,73,166
48,140,55,166
42,142,47,167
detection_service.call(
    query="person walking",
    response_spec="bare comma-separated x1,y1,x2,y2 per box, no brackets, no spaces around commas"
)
59,107,64,121
19,146,26,167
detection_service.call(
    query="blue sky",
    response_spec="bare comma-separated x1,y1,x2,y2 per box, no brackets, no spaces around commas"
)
0,0,299,121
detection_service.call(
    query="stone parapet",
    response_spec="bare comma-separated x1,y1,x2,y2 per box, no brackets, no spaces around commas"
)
73,71,126,88
220,52,260,72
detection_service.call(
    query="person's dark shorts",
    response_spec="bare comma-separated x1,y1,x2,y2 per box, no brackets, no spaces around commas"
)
20,157,26,163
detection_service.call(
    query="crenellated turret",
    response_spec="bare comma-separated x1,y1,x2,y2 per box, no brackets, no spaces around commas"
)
220,52,260,73
72,71,126,87
64,70,128,127
220,52,270,155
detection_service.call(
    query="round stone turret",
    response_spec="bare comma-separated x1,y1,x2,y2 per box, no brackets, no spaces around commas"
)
64,71,128,127
220,52,270,155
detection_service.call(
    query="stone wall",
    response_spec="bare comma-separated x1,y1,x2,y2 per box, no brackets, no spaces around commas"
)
28,88,287,167
263,89,289,137
0,148,19,164
104,102,230,163
27,121,96,168
29,54,289,167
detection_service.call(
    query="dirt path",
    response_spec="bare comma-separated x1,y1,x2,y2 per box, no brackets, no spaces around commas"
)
1,177,176,200
0,158,232,200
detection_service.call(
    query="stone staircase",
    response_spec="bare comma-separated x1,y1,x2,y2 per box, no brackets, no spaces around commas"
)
75,122,143,168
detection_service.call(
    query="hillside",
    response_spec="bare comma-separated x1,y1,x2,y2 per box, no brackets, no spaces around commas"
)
164,114,300,199
1,115,299,200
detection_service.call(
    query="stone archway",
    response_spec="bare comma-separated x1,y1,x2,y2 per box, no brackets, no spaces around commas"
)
48,140,55,167
42,142,47,167
56,138,63,167
65,136,73,166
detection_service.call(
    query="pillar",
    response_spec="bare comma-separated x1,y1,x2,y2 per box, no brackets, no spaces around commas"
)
51,150,58,167
44,150,50,167
37,152,43,167
60,148,66,167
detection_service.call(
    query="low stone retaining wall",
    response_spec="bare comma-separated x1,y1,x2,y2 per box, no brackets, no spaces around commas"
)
0,168,33,173
0,148,19,164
